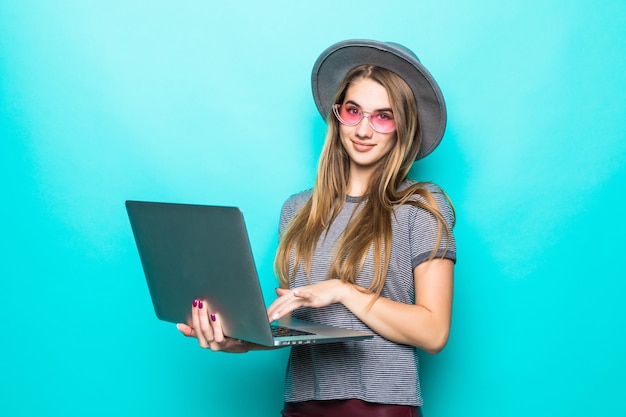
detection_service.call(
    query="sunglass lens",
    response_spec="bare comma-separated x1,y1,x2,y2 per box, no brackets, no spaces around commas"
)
338,105,361,124
334,104,396,133
371,117,395,133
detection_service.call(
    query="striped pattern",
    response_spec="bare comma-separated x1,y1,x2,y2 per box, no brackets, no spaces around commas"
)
278,181,456,406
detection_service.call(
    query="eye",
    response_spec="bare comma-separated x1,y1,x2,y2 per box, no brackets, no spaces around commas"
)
344,104,361,115
376,111,394,121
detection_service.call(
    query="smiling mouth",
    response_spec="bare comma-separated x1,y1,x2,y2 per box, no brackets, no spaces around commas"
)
351,140,375,151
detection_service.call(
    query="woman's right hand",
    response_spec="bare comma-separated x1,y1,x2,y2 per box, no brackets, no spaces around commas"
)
176,299,249,353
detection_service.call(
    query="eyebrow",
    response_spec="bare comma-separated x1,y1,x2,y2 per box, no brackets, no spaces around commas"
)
344,100,393,113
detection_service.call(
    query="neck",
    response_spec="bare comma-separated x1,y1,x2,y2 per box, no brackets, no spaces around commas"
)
347,165,375,197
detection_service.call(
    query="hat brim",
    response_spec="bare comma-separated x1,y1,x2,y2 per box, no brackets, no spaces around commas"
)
311,39,446,160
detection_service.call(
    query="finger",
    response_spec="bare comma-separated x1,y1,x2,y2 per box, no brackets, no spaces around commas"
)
191,299,204,344
176,323,196,338
210,313,225,343
267,291,293,320
191,299,213,348
275,287,291,296
196,299,215,348
270,292,305,321
292,289,325,308
292,289,308,299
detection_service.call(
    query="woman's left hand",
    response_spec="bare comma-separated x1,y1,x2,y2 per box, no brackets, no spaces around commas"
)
267,279,349,322
176,301,251,353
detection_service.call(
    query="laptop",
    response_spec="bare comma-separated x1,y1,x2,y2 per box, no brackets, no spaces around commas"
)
125,200,374,347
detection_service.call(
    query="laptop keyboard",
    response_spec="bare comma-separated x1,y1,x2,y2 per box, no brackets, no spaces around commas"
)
271,325,315,337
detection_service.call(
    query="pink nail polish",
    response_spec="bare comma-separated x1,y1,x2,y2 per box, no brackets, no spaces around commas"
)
198,300,203,309
210,314,216,322
192,299,198,307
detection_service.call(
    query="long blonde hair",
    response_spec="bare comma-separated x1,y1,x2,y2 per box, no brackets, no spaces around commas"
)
275,65,454,297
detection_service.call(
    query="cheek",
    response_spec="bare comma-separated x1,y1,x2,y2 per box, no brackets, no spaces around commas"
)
382,134,397,153
338,126,351,146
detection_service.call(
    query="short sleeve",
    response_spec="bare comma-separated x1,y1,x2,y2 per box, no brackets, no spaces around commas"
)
278,189,313,238
409,186,456,268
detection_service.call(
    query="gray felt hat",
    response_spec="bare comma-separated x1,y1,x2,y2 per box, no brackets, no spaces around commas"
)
311,39,447,160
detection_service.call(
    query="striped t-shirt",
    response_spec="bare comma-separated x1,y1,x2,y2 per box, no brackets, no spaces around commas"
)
278,181,457,406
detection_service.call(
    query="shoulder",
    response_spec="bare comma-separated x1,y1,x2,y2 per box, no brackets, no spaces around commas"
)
279,189,312,225
397,180,455,228
282,189,312,212
399,179,448,204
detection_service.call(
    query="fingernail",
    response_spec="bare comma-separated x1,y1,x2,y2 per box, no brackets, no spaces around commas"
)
272,312,279,321
192,299,198,307
198,300,203,309
210,314,216,322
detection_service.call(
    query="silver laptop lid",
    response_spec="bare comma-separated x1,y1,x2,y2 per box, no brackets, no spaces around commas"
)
126,200,276,346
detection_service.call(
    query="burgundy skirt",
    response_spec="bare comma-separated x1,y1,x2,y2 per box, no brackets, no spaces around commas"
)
281,399,422,417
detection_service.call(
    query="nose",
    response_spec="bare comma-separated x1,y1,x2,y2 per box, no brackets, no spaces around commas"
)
355,114,374,138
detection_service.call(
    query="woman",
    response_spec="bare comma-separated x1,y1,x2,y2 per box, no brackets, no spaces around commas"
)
178,39,456,417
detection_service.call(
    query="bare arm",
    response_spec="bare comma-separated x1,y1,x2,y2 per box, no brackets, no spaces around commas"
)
268,258,454,354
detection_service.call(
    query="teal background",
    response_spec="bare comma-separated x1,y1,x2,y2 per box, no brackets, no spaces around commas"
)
1,1,625,416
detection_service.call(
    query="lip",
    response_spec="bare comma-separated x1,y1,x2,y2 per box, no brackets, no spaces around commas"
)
351,139,375,152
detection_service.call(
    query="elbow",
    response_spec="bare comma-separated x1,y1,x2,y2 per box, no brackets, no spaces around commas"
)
420,329,450,355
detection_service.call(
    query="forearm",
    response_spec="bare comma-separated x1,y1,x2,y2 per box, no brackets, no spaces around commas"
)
217,338,287,353
268,259,453,353
241,341,286,352
339,282,451,354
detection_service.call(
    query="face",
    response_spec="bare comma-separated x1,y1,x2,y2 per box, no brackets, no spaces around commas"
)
338,78,397,175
